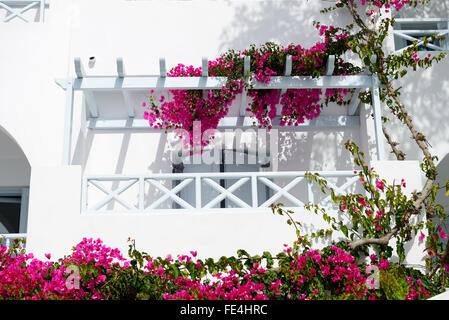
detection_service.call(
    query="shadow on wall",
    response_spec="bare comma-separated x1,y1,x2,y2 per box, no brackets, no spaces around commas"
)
396,0,449,18
219,0,348,51
384,57,449,163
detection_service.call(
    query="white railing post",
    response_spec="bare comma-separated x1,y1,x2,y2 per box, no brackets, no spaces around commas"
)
251,174,258,208
195,175,202,209
139,176,145,211
307,180,314,204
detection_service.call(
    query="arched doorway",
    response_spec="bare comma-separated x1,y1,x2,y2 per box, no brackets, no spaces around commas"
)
0,126,31,246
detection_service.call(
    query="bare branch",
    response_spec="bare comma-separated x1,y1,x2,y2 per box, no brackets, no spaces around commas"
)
348,228,398,250
382,124,406,160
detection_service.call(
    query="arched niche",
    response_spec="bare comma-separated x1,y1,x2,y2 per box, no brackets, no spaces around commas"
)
0,125,31,235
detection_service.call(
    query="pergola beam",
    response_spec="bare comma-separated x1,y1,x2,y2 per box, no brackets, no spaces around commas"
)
72,74,374,91
116,57,134,117
87,115,360,131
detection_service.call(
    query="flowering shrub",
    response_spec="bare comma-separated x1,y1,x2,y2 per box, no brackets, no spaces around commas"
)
359,0,422,12
0,238,439,300
294,140,449,283
0,238,129,300
143,34,358,149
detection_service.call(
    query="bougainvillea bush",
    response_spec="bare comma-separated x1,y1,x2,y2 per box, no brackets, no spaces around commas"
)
0,238,440,300
143,33,358,150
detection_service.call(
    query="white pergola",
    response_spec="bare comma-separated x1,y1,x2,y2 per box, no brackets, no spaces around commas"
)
55,55,385,167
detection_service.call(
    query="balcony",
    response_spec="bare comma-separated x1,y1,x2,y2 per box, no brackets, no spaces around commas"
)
83,170,360,213
55,55,383,216
0,233,26,249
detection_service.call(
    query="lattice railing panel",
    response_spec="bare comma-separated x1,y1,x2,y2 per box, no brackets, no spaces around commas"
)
0,0,47,22
83,171,360,213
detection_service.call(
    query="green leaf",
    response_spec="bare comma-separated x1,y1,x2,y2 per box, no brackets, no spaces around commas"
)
396,242,405,263
380,265,410,300
445,180,449,196
341,225,349,238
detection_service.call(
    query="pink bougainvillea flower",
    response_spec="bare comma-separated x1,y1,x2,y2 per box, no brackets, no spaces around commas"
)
419,232,425,241
375,181,384,191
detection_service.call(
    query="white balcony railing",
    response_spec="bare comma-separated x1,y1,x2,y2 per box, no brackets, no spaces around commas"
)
0,233,27,249
393,18,449,53
0,0,48,22
83,171,360,213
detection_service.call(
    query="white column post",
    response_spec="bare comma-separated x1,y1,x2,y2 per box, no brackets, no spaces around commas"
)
62,80,74,166
371,74,386,161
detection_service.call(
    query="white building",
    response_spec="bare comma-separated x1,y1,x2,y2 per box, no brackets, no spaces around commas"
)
0,0,447,268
